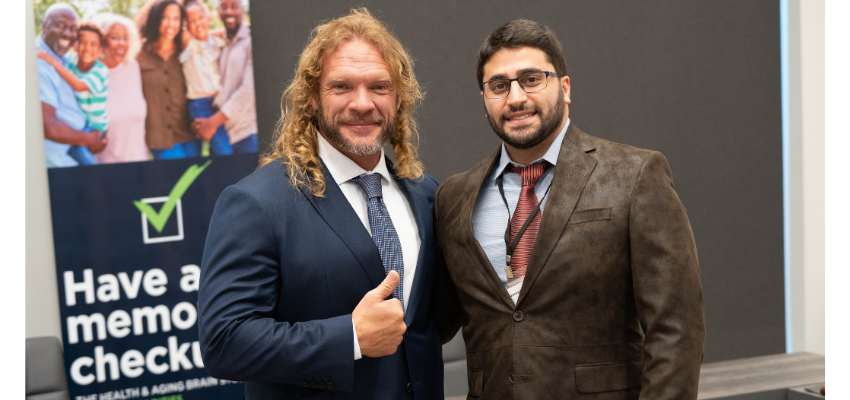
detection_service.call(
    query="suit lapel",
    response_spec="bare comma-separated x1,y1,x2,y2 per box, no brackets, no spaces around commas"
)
391,163,432,325
516,123,597,306
459,149,517,309
299,162,386,289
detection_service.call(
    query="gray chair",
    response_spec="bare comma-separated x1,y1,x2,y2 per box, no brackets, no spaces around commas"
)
24,334,467,398
442,333,468,397
26,337,70,400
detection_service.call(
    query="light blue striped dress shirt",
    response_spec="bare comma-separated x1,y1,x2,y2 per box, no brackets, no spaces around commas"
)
471,119,569,303
37,36,87,168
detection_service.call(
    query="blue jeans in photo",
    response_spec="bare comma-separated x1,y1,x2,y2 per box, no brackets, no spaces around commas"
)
231,133,258,154
150,139,203,160
187,97,232,156
68,126,100,166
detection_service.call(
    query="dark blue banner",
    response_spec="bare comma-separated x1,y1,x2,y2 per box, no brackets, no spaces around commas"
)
48,154,256,399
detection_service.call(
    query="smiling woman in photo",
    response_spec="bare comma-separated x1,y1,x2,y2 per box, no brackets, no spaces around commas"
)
137,0,198,160
92,13,149,164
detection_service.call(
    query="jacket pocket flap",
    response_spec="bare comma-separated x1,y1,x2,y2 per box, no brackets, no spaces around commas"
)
467,368,483,397
575,359,642,393
568,207,612,224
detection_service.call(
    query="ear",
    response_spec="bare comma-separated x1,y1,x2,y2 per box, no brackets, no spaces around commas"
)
561,76,571,105
310,95,318,111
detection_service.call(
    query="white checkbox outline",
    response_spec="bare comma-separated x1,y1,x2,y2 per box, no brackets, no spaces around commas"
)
140,196,184,244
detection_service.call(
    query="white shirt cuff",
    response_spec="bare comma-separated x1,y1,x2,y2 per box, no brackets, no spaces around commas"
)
352,317,362,360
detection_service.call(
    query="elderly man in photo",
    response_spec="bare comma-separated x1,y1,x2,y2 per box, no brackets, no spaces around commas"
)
198,8,444,400
37,3,106,167
191,0,257,153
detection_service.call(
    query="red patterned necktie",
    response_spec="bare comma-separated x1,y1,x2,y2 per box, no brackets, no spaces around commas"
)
506,163,548,290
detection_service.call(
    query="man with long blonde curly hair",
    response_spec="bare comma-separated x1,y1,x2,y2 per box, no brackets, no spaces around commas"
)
198,8,444,400
260,8,424,196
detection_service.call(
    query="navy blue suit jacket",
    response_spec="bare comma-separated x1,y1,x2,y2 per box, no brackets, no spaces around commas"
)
198,158,444,400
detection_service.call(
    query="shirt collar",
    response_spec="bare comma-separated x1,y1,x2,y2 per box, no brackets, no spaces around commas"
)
227,23,251,44
494,117,570,178
36,36,62,63
317,131,393,186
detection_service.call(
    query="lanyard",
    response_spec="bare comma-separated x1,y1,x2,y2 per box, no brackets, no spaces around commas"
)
496,165,552,267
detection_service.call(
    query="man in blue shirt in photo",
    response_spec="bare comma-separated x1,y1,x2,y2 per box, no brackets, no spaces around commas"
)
37,3,106,168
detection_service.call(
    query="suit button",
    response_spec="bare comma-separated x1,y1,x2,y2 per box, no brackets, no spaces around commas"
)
513,311,524,322
404,331,409,338
327,382,334,390
310,382,318,388
318,382,326,389
406,382,413,393
301,381,309,388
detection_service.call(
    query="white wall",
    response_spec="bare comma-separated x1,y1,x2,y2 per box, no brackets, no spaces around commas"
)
788,0,825,356
26,0,63,342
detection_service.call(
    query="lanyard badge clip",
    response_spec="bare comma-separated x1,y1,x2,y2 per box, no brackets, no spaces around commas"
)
496,163,552,282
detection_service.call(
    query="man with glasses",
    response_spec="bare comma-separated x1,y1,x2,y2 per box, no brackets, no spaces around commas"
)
433,19,705,399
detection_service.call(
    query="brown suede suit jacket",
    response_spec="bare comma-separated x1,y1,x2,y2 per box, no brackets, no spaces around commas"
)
434,122,705,400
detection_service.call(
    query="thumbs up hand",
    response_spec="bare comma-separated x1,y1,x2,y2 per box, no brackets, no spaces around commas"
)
352,271,406,357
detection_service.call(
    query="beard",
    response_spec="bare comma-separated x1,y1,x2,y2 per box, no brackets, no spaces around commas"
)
315,100,396,156
486,89,566,150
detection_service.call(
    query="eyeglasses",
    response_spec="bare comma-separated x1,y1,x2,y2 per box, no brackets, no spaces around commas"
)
480,71,559,99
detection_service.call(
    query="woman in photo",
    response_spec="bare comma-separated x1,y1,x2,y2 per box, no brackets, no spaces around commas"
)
137,0,198,159
92,13,149,164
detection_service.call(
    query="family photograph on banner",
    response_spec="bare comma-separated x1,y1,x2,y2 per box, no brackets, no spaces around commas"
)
36,0,258,168
33,0,258,398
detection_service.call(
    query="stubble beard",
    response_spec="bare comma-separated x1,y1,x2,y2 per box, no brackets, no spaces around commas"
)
486,89,566,150
316,101,396,156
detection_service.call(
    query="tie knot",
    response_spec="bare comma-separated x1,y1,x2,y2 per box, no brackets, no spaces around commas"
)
352,174,383,199
507,162,548,187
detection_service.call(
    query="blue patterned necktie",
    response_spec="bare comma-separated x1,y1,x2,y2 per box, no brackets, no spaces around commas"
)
351,174,404,309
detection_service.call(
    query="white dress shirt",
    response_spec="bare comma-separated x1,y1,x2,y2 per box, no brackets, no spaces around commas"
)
317,133,421,360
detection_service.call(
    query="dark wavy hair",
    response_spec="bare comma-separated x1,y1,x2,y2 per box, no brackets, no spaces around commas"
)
477,19,568,85
77,20,104,44
141,0,185,51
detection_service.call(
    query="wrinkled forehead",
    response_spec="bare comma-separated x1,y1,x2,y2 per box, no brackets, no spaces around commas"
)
106,22,128,36
45,8,78,26
322,40,391,78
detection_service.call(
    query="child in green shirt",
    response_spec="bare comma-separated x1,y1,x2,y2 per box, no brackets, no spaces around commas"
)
38,21,108,165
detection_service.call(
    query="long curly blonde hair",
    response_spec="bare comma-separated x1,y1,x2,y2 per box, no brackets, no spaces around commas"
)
259,8,424,196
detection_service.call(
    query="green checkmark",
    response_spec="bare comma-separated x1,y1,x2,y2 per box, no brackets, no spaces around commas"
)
133,160,212,233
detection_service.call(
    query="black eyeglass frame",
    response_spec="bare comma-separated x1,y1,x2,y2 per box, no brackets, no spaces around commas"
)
479,71,560,99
